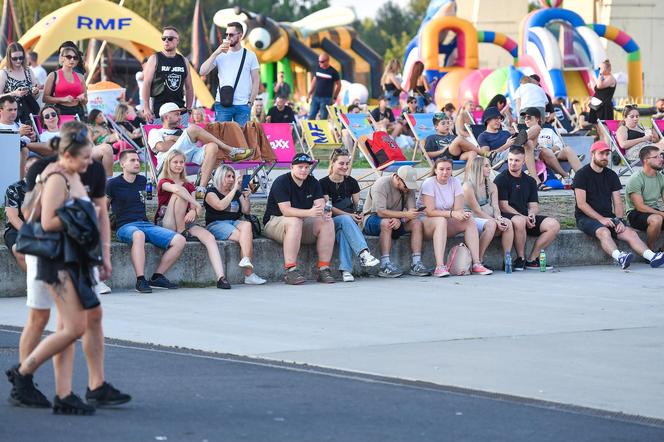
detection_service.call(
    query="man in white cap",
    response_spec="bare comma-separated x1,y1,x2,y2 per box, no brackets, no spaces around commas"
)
361,165,429,278
147,102,253,192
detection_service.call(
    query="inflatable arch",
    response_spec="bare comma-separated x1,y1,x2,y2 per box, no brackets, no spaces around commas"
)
16,0,214,107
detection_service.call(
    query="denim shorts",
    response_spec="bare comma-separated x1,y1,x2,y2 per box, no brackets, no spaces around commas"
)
207,219,242,240
116,221,177,249
362,214,407,239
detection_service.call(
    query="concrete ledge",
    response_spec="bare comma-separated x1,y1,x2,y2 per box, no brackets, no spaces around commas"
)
2,229,659,296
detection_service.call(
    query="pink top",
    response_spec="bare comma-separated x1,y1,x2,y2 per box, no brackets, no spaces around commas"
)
53,69,84,98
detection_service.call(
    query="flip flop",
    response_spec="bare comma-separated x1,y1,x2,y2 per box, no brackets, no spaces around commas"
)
538,182,553,191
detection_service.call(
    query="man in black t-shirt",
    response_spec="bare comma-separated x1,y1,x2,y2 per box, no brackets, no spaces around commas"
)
371,98,396,132
307,53,341,120
573,141,664,269
266,96,295,124
106,150,185,293
11,154,131,409
263,153,336,285
494,146,560,270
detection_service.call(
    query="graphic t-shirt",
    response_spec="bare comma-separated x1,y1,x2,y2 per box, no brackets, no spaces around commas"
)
424,134,456,152
204,187,242,224
106,174,149,228
313,66,340,98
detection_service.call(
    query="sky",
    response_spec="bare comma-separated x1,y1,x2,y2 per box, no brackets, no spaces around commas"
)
329,0,412,20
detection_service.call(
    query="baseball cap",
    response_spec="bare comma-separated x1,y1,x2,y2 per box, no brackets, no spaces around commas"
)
482,106,502,125
159,102,185,118
291,152,315,165
529,74,541,83
396,165,418,190
590,141,611,153
519,107,541,119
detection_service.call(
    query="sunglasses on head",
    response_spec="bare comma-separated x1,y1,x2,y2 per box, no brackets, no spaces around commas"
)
332,148,349,156
43,112,57,119
63,54,79,61
11,56,24,62
161,36,177,42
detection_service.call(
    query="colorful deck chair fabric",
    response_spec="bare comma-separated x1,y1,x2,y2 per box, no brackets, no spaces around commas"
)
599,119,639,176
300,119,342,159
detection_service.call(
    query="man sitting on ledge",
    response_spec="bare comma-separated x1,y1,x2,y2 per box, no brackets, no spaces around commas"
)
262,152,336,285
147,102,253,193
106,150,186,293
574,141,664,270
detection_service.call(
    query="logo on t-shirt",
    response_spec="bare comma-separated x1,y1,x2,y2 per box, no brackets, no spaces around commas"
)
166,73,182,91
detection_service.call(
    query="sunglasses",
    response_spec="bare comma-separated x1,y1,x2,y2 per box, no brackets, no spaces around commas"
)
332,148,349,156
11,56,24,62
63,54,79,61
161,36,177,42
43,112,57,119
225,33,238,38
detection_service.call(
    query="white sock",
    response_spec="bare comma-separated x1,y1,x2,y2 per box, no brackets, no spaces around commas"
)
643,249,656,261
611,250,621,260
380,255,390,266
412,254,421,265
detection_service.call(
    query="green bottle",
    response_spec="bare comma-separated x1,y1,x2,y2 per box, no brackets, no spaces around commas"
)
539,250,546,272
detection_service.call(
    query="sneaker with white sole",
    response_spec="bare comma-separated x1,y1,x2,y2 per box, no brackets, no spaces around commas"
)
378,261,403,278
433,265,450,277
649,251,664,268
616,251,634,270
359,251,379,267
341,271,355,282
409,261,432,276
471,263,493,275
95,281,111,295
244,273,266,285
238,257,254,269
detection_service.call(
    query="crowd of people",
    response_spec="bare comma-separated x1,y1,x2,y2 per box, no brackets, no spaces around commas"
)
3,24,664,417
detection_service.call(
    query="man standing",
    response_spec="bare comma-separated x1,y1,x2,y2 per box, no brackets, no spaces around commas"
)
262,153,336,285
28,52,46,106
361,166,429,278
141,26,194,122
307,53,341,120
107,150,186,292
273,71,291,100
495,146,560,270
200,22,259,126
266,96,295,124
625,145,664,251
575,142,664,269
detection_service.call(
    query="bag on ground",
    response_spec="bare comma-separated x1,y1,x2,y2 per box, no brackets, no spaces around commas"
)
447,243,472,275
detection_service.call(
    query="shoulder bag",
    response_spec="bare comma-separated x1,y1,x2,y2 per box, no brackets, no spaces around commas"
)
219,49,247,108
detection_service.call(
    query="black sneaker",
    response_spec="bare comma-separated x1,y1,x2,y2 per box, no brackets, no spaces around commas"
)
5,363,17,386
135,279,152,293
317,267,336,284
85,382,131,407
53,392,95,415
513,257,526,271
284,268,306,285
526,258,554,270
7,365,51,408
217,276,231,289
149,275,179,289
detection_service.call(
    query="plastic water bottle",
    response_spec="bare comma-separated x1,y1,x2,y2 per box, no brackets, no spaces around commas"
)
504,251,512,274
324,200,333,214
539,249,546,272
145,180,153,201
355,198,364,215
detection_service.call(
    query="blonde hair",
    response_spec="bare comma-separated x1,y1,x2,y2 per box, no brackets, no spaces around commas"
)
212,164,236,191
381,59,401,85
465,156,492,199
159,149,188,182
114,102,129,122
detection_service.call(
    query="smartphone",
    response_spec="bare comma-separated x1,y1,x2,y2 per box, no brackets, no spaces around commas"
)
241,174,251,190
417,207,426,212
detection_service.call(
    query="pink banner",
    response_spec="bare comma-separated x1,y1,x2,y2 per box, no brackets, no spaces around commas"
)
262,123,295,162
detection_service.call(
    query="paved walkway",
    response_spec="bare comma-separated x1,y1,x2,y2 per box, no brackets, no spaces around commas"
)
0,265,662,423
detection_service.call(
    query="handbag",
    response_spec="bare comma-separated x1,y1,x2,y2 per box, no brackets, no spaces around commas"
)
218,49,247,107
243,213,261,238
589,96,603,111
15,173,68,259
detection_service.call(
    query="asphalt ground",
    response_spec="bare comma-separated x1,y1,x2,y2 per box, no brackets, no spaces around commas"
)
1,328,662,442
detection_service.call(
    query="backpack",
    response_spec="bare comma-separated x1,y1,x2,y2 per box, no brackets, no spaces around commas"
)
447,243,472,276
364,131,406,166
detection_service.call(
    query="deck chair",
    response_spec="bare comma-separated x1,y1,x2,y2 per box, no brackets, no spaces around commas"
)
404,113,467,175
466,110,483,124
652,118,664,139
352,134,420,189
552,104,575,134
300,119,342,160
339,113,376,165
31,114,77,138
599,120,639,176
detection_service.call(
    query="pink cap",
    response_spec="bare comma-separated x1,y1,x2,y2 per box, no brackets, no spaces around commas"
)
590,141,610,153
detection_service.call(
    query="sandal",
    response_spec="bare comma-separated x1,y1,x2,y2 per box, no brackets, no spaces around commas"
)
537,182,553,191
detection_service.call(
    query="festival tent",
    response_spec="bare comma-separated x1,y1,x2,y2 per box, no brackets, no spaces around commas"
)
16,0,214,107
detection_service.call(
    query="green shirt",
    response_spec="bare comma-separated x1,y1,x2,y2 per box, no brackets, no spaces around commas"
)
625,170,664,214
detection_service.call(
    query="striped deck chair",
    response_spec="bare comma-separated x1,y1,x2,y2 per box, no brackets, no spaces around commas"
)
300,119,342,160
652,118,664,139
599,120,639,176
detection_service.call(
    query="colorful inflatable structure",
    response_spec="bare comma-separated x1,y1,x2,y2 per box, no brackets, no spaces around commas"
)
212,7,383,104
403,0,644,108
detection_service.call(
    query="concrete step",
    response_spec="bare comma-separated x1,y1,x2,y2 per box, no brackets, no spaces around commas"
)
2,229,656,296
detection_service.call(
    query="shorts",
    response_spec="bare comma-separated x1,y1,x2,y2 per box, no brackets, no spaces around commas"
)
26,255,103,310
263,216,318,244
576,214,618,239
3,228,18,253
207,219,243,240
502,213,548,236
155,130,205,170
362,214,407,239
628,210,664,232
473,217,492,233
116,221,177,249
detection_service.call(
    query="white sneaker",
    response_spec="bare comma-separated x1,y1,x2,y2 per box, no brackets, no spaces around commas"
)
238,257,254,269
359,251,379,267
244,273,266,285
95,281,112,295
341,271,355,282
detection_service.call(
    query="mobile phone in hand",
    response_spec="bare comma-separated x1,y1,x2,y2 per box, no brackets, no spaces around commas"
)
417,206,426,212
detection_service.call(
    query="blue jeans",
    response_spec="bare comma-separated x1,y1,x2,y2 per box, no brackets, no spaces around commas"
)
334,214,370,272
214,102,251,126
207,219,243,240
116,221,177,249
308,96,332,120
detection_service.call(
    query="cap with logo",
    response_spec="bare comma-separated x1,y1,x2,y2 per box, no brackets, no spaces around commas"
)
396,165,418,190
291,152,315,165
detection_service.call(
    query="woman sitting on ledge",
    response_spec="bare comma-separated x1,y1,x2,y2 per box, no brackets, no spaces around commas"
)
156,149,231,289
